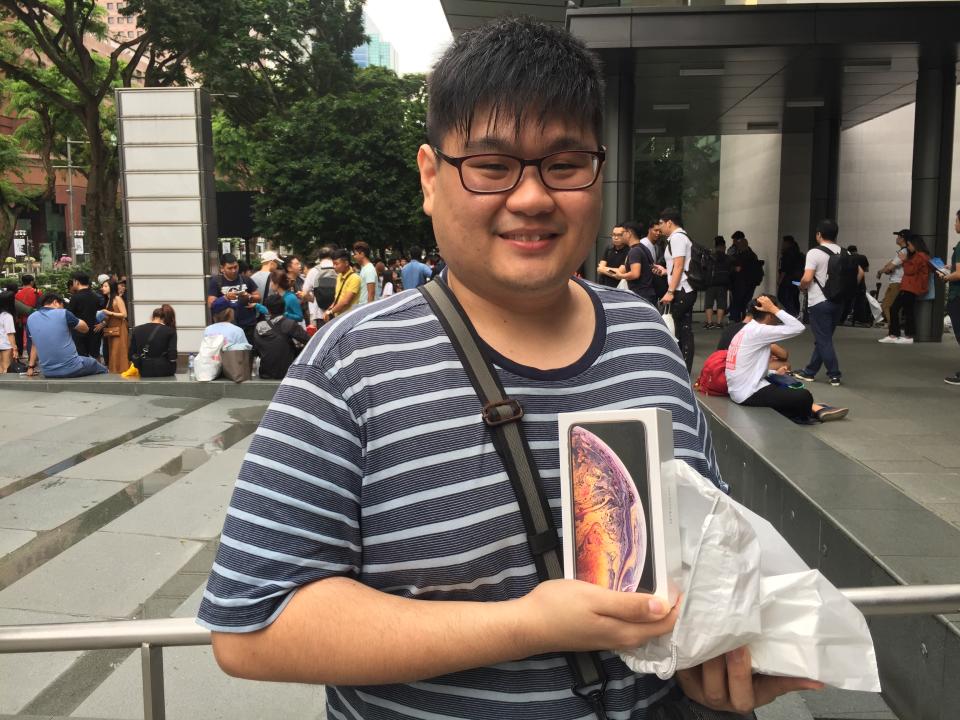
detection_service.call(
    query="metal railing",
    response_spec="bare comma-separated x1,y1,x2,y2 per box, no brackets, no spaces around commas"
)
2,585,960,720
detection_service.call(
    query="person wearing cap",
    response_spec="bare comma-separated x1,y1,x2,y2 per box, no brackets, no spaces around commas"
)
251,250,280,299
876,230,910,326
204,296,248,348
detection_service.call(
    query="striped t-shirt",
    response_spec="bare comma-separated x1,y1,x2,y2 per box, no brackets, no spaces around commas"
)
198,280,725,720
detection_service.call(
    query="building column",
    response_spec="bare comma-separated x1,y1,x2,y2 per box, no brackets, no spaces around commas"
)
597,50,634,280
909,49,956,342
807,114,841,249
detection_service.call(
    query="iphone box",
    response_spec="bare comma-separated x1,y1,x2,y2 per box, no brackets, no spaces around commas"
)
558,408,681,605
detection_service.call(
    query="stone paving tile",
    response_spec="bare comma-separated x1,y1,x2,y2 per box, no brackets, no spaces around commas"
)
55,444,186,482
0,527,35,557
0,477,128,532
1,392,129,417
0,531,203,618
883,473,960,506
0,414,74,443
0,440,92,479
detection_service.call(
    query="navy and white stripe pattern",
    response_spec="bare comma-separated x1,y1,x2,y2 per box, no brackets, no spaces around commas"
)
199,280,724,719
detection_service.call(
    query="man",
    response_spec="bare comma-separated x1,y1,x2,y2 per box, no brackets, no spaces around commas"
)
207,253,260,344
658,207,697,372
794,219,862,386
843,245,871,326
322,248,360,321
704,235,732,329
304,246,338,326
67,272,102,358
729,231,761,323
776,235,804,317
15,274,41,312
400,245,432,289
877,230,909,326
26,292,107,378
352,241,380,305
940,210,960,385
251,250,280,298
596,223,630,287
201,18,816,720
611,220,657,304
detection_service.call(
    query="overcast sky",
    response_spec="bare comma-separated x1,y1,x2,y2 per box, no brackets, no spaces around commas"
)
363,0,453,75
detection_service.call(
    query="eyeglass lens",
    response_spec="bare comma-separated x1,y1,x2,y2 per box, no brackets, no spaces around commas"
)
460,152,599,192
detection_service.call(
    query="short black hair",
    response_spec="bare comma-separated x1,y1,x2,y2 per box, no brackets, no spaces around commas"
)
659,208,682,226
622,221,644,239
408,245,423,261
783,235,795,244
264,293,285,316
21,274,35,286
714,235,725,248
332,249,351,262
731,230,746,240
816,219,839,241
70,271,90,286
426,17,604,146
751,293,782,323
317,245,336,261
847,245,858,253
220,253,238,266
40,292,64,307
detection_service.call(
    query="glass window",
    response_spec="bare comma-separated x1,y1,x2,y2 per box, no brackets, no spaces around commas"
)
107,2,114,8
108,16,114,24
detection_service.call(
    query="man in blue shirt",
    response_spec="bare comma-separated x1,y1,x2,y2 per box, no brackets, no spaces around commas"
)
26,293,107,378
204,296,249,348
400,244,433,289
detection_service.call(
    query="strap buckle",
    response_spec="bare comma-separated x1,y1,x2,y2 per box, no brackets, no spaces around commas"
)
481,399,524,426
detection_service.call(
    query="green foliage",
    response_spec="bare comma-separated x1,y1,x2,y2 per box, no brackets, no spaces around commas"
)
633,135,720,224
253,67,432,256
4,263,92,295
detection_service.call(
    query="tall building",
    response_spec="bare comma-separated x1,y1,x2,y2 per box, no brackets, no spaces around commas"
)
99,0,143,41
352,15,399,71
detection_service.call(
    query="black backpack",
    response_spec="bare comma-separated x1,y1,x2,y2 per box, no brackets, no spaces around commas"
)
684,234,717,292
313,267,338,309
815,245,859,303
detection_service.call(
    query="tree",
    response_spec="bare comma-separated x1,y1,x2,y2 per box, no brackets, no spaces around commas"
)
0,133,41,248
253,68,432,256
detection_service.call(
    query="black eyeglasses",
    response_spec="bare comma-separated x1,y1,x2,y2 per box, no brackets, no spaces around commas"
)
432,146,605,194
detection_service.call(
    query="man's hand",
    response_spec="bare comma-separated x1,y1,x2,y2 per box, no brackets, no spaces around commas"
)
676,647,823,714
652,265,666,277
225,291,239,301
754,295,779,315
517,579,679,655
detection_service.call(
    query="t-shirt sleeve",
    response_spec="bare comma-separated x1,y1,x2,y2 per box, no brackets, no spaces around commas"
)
197,360,364,633
0,313,13,335
804,248,819,272
245,277,258,295
670,236,689,259
346,274,362,295
423,265,433,280
64,310,80,328
207,277,221,298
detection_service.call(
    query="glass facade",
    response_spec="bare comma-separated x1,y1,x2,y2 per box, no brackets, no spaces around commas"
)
352,15,399,71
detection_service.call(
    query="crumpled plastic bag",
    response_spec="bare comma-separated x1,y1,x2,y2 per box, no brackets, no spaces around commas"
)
618,460,880,692
120,362,139,378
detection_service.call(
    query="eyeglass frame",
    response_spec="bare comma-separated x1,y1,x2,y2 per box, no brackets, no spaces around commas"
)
431,146,606,195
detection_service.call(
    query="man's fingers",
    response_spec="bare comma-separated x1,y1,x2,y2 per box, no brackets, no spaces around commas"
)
753,675,824,708
700,655,729,708
724,647,756,713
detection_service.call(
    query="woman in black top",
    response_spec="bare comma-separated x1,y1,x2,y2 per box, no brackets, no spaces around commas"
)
129,304,178,377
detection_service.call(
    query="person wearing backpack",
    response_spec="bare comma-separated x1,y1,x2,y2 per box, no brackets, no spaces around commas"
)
794,219,862,386
305,246,338,327
703,235,732,329
658,207,697,371
878,233,930,344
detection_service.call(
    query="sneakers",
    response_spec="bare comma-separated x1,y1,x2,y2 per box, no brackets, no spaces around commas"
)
791,371,815,383
815,405,849,422
829,377,842,387
945,373,960,386
878,335,899,343
896,336,914,344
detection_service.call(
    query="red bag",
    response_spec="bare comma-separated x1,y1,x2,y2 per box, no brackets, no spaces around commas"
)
696,349,729,396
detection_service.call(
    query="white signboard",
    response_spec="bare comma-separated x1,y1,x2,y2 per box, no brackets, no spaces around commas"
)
13,230,26,257
73,230,85,256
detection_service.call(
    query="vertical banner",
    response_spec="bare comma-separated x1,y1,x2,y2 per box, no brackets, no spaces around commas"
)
115,88,219,354
13,229,27,258
73,230,85,257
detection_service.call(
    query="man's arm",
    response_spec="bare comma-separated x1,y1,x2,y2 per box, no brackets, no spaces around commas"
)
660,255,685,303
211,576,677,686
799,268,815,292
365,279,376,303
327,290,357,316
26,344,38,375
74,319,89,334
615,261,641,281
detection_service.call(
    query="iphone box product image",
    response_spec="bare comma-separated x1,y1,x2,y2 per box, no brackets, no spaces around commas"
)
558,408,681,605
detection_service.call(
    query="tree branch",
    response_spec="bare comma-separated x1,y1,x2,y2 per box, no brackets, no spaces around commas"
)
0,57,83,116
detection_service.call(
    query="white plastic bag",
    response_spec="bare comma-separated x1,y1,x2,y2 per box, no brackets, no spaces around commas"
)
661,305,675,336
618,460,880,692
194,334,225,382
866,293,883,323
617,278,629,291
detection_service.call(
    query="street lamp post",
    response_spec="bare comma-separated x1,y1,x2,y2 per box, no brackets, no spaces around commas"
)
52,138,90,262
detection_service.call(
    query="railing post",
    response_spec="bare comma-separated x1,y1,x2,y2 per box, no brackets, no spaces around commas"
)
141,642,166,720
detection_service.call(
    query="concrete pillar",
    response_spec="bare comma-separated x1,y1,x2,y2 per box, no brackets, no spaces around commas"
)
909,50,956,342
597,51,634,280
808,115,841,249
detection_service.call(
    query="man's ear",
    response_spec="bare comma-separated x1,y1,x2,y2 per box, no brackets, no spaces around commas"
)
417,144,438,217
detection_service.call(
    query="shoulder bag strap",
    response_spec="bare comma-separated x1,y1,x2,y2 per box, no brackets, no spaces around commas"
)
418,280,609,720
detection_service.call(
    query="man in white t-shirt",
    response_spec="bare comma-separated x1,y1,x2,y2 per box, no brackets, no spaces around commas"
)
726,294,848,422
876,229,909,326
304,246,337,326
251,250,280,298
794,219,861,387
352,241,380,306
658,207,696,371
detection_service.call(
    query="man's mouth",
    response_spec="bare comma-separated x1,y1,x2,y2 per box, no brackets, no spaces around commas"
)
499,232,560,244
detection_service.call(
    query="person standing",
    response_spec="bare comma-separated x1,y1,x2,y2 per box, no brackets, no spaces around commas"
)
659,207,697,371
400,245,433,290
305,246,338,327
794,219,860,386
703,235,732,329
250,250,280,298
596,224,629,287
776,235,804,317
0,290,17,373
100,278,129,374
129,305,178,377
206,253,260,345
611,220,656,304
729,231,761,322
15,274,41,358
352,241,380,305
879,234,930,344
877,230,909,326
67,272,102,359
322,248,360,321
940,210,960,385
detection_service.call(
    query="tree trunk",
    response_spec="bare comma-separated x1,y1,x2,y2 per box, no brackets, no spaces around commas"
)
83,104,124,274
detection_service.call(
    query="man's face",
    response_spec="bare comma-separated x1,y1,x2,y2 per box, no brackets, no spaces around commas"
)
418,115,602,299
333,257,350,274
611,227,626,247
954,215,960,234
648,224,660,241
896,235,907,249
288,258,302,275
221,262,239,280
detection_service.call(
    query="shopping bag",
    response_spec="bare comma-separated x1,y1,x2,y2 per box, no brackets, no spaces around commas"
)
220,348,252,383
618,459,880,692
865,293,883,323
660,304,675,336
195,334,224,382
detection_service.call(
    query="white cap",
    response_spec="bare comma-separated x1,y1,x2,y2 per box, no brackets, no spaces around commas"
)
97,274,110,284
261,250,280,263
